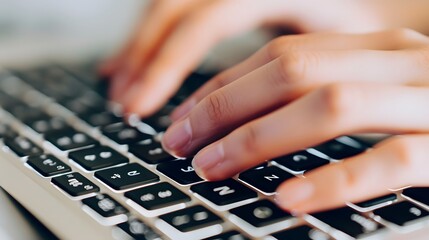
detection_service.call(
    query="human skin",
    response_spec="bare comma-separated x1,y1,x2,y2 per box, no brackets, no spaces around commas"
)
102,0,429,117
102,0,429,213
162,29,429,213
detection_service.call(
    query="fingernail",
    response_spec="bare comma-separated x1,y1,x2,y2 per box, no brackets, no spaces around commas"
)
170,98,197,122
275,179,313,210
162,118,192,154
192,142,224,177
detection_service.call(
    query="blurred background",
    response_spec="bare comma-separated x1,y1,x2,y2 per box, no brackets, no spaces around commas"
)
0,0,144,66
0,0,270,69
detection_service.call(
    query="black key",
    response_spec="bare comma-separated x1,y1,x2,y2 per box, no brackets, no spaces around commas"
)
402,187,429,206
204,231,249,240
191,179,257,207
27,154,71,177
238,165,294,195
311,206,382,238
69,146,128,171
102,123,152,145
354,193,397,209
142,105,175,131
52,172,99,197
373,201,429,227
95,163,159,190
117,218,161,240
160,205,222,232
129,139,176,164
62,98,103,116
313,139,366,159
82,194,128,218
4,136,43,157
45,129,97,151
229,200,292,228
273,150,329,172
8,105,49,124
172,72,212,103
157,159,203,185
125,182,190,210
272,225,328,240
29,116,68,134
81,111,122,127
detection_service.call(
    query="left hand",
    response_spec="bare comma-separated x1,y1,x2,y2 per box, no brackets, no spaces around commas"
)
161,29,429,213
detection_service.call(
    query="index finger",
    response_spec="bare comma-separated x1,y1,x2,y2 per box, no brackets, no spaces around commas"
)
120,0,274,117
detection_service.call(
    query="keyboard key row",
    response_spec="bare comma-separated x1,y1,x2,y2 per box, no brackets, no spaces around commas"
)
69,145,128,171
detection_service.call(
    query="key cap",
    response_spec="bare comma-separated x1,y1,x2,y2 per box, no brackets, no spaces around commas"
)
191,179,257,207
125,182,190,210
117,218,162,240
273,150,329,172
311,206,382,238
157,159,203,185
27,154,71,177
29,116,68,134
142,105,174,132
45,128,97,151
82,194,128,218
402,187,429,206
69,146,128,171
62,98,103,116
353,193,397,209
102,123,152,145
229,200,292,228
160,205,222,232
8,105,48,124
95,163,159,190
4,136,43,157
373,201,429,227
52,172,99,197
81,111,122,127
129,139,176,164
313,139,366,160
272,225,328,240
203,230,249,240
238,165,294,195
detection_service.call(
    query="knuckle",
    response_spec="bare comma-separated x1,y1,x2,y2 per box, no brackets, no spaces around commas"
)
211,72,231,90
275,51,315,87
335,163,359,196
387,137,419,169
204,91,233,124
317,83,357,126
266,36,296,60
240,123,260,155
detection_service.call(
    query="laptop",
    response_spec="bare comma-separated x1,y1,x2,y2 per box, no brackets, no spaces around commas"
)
0,60,429,240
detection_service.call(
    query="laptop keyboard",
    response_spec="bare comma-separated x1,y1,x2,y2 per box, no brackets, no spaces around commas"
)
0,64,429,239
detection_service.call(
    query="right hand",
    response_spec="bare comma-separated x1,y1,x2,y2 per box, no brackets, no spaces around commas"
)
101,0,384,117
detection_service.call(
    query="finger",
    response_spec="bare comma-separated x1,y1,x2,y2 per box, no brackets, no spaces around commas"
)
110,0,198,101
276,134,429,213
189,83,429,181
163,48,429,157
171,28,429,120
120,0,274,116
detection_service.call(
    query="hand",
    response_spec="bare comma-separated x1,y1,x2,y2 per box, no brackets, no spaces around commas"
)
101,0,383,117
161,29,429,213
